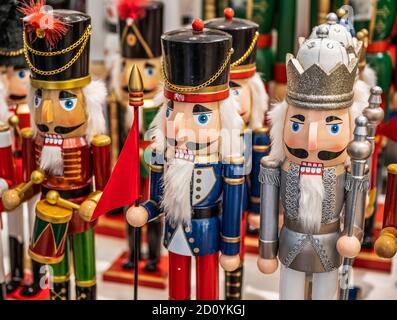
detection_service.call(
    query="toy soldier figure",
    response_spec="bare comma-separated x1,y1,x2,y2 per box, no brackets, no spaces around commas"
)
257,27,371,299
114,0,163,272
375,164,397,259
2,3,111,300
228,0,276,84
205,7,269,300
126,19,245,300
0,0,37,298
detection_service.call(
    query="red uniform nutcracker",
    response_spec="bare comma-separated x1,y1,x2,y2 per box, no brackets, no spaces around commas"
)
0,0,36,298
2,2,111,300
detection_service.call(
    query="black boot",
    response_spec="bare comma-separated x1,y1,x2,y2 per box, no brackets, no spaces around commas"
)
6,236,24,294
0,282,6,300
76,285,96,300
225,265,243,300
19,261,42,297
123,225,142,270
50,281,70,300
144,220,161,273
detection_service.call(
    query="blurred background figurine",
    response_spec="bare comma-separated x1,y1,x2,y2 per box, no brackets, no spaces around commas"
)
205,7,269,300
0,0,37,299
112,0,163,273
2,4,111,300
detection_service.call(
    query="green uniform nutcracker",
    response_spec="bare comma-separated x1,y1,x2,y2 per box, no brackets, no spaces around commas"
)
114,0,164,272
2,3,111,300
229,0,276,84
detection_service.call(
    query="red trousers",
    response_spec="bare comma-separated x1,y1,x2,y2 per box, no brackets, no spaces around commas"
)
168,252,219,300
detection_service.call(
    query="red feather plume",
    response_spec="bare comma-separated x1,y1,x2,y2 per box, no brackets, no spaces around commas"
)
117,0,148,21
18,0,68,47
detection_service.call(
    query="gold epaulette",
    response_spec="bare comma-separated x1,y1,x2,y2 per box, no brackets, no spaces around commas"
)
224,156,244,165
92,134,111,147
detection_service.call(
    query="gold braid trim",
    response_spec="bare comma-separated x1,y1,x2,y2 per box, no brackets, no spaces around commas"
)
23,25,92,76
162,48,234,93
230,32,259,68
0,48,24,57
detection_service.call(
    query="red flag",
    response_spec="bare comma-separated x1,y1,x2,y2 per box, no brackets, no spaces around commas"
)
378,115,397,143
91,107,140,221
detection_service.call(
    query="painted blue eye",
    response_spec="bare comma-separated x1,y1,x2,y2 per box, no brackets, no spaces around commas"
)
166,107,171,119
232,89,240,96
34,95,42,108
327,123,342,136
60,98,77,111
145,66,155,77
194,113,211,126
290,121,303,133
17,70,27,79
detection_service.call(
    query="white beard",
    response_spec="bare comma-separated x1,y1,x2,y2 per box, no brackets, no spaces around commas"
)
298,174,325,234
40,145,64,176
161,158,194,224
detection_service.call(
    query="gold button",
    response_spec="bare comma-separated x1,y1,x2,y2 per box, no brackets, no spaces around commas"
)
171,223,176,228
197,178,202,183
185,227,191,233
196,187,201,191
189,238,195,243
195,195,200,200
167,232,171,238
193,248,200,253
197,170,202,175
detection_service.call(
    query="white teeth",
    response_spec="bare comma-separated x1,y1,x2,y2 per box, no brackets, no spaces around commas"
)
316,168,321,174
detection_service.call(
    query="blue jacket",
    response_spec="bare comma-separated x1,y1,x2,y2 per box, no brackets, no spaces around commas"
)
142,153,244,257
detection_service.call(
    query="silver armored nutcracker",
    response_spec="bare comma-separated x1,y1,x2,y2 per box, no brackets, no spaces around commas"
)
257,27,373,300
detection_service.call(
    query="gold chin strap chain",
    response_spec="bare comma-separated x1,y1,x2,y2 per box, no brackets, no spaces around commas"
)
0,48,24,57
162,48,234,93
23,24,92,76
230,31,259,69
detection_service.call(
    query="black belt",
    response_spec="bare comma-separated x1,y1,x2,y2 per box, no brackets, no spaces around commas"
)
105,22,117,34
42,185,91,200
192,203,221,219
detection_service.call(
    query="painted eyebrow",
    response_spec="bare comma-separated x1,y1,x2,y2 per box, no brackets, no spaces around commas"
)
59,91,77,99
145,62,155,68
193,104,212,113
167,100,174,110
229,81,242,88
291,114,305,122
326,116,342,123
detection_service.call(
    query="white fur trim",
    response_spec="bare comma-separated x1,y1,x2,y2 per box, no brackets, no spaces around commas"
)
83,80,107,143
146,90,167,153
0,80,11,124
299,174,324,234
362,65,377,88
248,73,269,129
220,94,244,159
28,86,38,138
268,100,289,163
40,145,63,176
111,54,123,102
352,79,370,122
0,129,12,148
162,159,194,224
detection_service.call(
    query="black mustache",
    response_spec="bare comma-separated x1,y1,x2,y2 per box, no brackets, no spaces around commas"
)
318,148,346,161
286,145,346,161
9,94,26,101
36,123,84,134
37,124,49,132
286,145,308,159
167,138,214,150
122,86,153,94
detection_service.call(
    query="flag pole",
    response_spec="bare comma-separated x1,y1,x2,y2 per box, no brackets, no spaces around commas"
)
128,65,144,300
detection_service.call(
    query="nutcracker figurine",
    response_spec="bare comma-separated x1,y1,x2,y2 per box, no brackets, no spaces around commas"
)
205,7,269,300
125,19,245,300
0,0,37,298
2,4,111,300
374,164,397,259
348,0,397,248
257,27,372,299
113,0,163,272
229,0,276,83
104,0,119,73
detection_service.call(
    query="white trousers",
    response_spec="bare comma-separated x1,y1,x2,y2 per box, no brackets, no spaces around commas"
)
279,264,338,300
